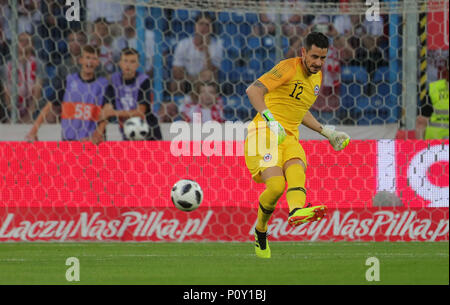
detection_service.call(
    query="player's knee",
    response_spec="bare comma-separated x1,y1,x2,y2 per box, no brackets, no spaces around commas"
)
265,176,286,199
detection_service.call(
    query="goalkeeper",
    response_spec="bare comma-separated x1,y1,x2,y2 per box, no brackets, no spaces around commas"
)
244,32,350,258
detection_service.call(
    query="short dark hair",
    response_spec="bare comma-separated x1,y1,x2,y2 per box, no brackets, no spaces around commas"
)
195,11,215,23
82,45,100,56
121,47,140,59
304,31,329,50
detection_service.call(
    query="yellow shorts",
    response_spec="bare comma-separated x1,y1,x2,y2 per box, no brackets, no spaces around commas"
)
244,126,307,183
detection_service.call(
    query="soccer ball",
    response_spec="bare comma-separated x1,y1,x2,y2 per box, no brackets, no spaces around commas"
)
171,179,203,212
123,117,149,140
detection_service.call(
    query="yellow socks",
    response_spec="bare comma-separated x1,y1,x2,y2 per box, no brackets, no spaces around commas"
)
256,175,285,232
285,163,307,212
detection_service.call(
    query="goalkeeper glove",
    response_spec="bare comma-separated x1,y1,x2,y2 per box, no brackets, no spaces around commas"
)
320,125,350,151
261,109,286,145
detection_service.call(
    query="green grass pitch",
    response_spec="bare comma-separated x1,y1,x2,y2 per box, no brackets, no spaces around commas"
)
0,242,448,285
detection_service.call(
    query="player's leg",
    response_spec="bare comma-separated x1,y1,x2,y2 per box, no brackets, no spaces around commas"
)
256,166,285,233
283,158,307,212
283,158,327,226
254,166,285,259
281,138,328,227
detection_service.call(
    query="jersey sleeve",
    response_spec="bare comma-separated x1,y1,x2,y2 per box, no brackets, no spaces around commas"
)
257,58,297,92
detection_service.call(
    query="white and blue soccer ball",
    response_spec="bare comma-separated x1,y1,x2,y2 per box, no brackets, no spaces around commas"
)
123,117,149,140
171,179,203,212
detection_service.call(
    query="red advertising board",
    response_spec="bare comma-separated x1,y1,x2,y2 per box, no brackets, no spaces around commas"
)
0,140,448,242
0,207,448,242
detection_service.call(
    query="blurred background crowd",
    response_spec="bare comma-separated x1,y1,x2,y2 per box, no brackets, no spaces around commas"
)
0,0,448,131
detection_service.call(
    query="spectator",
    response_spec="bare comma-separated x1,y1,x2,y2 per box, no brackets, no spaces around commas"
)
254,0,307,37
115,6,155,75
2,32,44,123
25,45,113,143
158,101,180,123
416,67,449,140
36,0,70,65
101,47,162,140
171,12,223,95
358,35,387,76
56,30,88,81
310,15,338,40
86,0,124,23
0,22,10,66
287,14,337,59
180,81,224,123
0,0,41,40
90,17,117,74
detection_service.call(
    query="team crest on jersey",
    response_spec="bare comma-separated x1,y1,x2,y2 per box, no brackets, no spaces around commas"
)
263,153,272,162
314,85,320,96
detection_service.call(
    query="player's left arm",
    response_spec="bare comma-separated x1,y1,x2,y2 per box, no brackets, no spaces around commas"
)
302,111,350,151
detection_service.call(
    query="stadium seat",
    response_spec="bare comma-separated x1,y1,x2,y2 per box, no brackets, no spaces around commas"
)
356,96,369,109
220,35,232,49
171,20,183,33
218,12,230,23
244,13,259,24
221,59,233,73
232,34,245,48
348,83,362,98
184,20,195,34
235,82,247,96
231,12,245,24
175,9,190,21
225,23,238,35
226,47,240,60
228,70,241,83
377,83,390,97
373,66,389,83
239,23,252,36
341,66,368,84
247,36,261,50
341,95,355,109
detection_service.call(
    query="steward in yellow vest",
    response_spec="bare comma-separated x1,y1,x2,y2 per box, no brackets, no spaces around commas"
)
425,79,449,139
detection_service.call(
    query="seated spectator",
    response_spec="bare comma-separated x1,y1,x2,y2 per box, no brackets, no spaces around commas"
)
0,0,41,39
158,101,181,123
25,45,113,143
2,32,43,123
90,17,117,74
170,12,223,95
101,47,162,140
114,6,155,76
416,67,449,140
180,81,224,123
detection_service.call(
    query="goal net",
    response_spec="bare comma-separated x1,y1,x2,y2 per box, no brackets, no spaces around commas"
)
0,0,448,242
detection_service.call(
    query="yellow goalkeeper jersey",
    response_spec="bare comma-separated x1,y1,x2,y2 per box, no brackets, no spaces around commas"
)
252,57,322,139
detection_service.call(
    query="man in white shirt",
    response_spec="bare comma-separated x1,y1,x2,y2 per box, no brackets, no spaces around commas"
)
171,12,223,95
